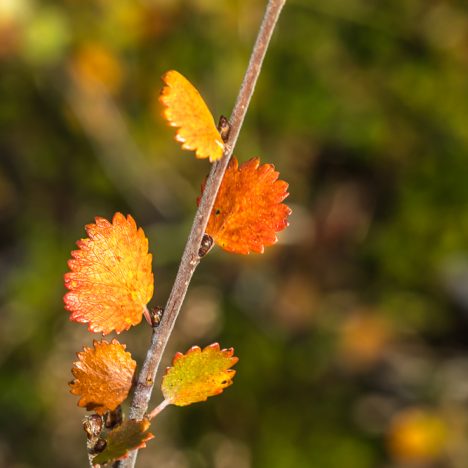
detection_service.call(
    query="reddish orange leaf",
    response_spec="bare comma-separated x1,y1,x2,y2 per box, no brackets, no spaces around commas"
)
64,212,154,335
69,339,136,415
161,343,238,407
92,419,154,465
200,157,291,254
159,70,224,162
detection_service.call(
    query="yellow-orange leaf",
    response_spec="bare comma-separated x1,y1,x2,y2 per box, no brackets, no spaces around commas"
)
69,339,136,415
201,157,291,254
64,213,154,335
92,419,154,465
161,343,238,407
159,70,224,162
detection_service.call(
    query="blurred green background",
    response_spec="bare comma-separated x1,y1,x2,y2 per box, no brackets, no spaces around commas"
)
1,0,468,466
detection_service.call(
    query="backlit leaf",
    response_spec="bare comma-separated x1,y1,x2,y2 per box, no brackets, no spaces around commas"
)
201,157,291,254
161,343,238,407
69,339,136,415
92,419,154,465
159,70,224,162
64,212,154,335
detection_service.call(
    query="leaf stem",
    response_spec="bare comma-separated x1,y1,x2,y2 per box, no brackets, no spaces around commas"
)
119,1,287,466
147,399,171,421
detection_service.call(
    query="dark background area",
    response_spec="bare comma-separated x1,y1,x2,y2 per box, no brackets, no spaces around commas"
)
1,0,468,466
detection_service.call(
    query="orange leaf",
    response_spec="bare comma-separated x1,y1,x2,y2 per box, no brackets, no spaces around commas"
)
92,419,154,465
159,70,224,162
64,212,154,335
201,157,291,254
161,343,238,407
69,339,136,415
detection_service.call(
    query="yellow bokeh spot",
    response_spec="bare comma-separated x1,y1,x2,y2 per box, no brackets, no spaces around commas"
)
387,408,447,462
339,312,392,369
71,42,124,93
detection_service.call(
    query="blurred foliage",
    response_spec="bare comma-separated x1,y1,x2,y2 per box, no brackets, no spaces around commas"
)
1,0,468,467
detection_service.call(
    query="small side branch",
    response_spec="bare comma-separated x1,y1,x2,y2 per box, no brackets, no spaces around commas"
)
118,1,287,466
147,399,171,421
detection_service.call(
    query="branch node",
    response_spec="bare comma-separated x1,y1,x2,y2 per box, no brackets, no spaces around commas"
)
198,234,214,258
149,306,164,328
217,115,231,143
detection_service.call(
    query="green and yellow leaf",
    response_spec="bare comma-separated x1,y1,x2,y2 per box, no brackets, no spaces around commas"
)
161,343,238,407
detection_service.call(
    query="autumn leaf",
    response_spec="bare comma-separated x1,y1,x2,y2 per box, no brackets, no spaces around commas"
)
200,157,291,254
64,212,154,335
159,70,224,162
69,339,136,415
92,419,154,465
161,343,238,407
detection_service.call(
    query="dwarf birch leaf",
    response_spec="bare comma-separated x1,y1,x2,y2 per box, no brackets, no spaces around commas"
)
69,339,136,415
161,343,238,407
64,212,154,335
200,157,291,254
92,419,154,465
160,70,224,162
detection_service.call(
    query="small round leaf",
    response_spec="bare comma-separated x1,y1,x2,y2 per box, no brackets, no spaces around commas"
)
70,339,136,415
162,343,238,407
64,212,154,335
200,157,291,254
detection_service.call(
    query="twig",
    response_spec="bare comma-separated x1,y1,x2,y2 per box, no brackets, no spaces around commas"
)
147,399,171,421
119,1,287,466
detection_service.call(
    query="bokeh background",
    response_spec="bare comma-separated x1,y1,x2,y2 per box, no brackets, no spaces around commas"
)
1,0,468,466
